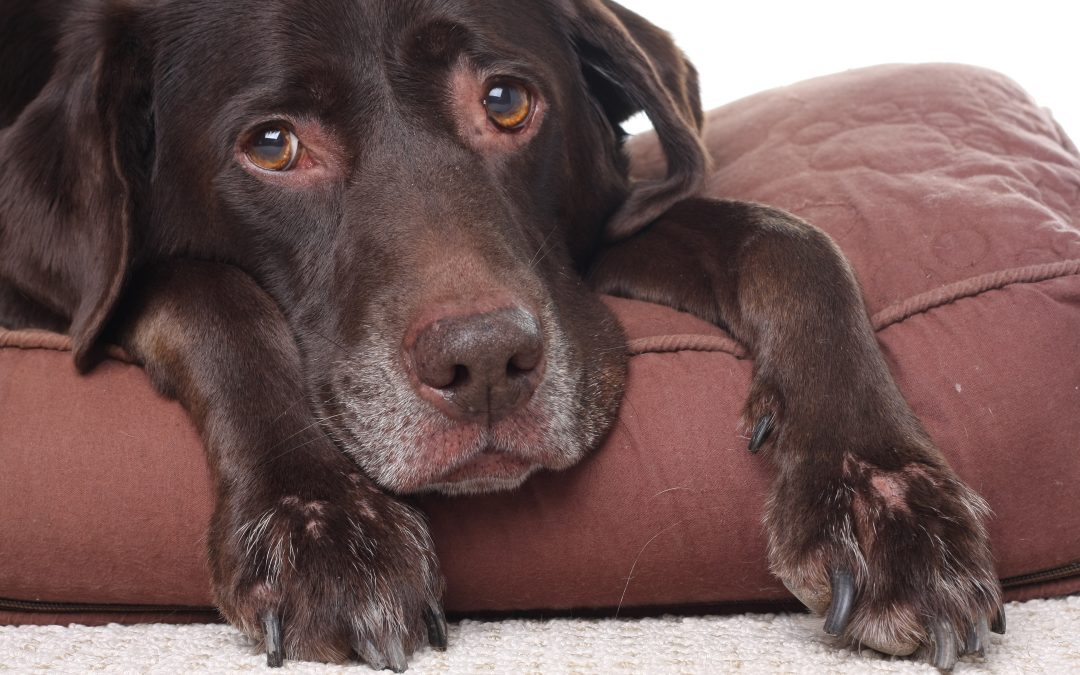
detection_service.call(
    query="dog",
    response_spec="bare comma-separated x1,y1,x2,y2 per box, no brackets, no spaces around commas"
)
0,0,1004,669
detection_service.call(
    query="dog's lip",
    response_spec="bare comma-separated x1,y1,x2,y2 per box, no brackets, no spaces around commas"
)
392,443,547,495
434,448,537,486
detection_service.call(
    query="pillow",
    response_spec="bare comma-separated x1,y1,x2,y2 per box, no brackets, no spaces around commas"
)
3,63,1079,625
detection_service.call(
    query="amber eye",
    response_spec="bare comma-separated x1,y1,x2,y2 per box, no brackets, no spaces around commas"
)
244,124,299,171
483,81,531,130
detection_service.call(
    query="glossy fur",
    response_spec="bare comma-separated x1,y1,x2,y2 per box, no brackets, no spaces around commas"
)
0,0,1001,669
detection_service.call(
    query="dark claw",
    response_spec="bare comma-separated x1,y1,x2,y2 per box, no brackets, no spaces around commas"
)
748,414,775,453
991,606,1006,634
261,611,284,668
386,640,408,673
425,604,448,651
928,618,959,670
964,616,989,656
355,638,388,671
823,567,855,636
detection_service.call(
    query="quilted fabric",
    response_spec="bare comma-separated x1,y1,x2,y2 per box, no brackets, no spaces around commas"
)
631,63,1080,310
2,64,1079,623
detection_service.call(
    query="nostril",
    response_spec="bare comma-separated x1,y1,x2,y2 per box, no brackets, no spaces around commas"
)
448,364,470,389
507,346,542,376
416,359,472,391
417,361,454,390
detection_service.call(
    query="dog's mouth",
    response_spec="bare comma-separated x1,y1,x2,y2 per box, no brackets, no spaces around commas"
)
352,398,582,495
328,333,619,497
414,448,541,496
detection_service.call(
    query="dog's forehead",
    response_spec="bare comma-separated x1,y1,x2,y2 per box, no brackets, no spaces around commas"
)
155,0,573,125
159,0,567,71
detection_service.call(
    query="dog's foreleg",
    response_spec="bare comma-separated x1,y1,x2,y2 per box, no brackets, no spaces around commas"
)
110,260,445,668
590,198,1002,669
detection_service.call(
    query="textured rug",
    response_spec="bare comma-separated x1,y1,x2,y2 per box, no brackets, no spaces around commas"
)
2,598,1078,673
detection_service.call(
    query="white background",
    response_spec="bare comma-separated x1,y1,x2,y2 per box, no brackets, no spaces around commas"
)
617,0,1080,141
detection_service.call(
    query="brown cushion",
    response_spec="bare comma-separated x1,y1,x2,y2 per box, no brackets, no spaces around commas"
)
3,63,1079,625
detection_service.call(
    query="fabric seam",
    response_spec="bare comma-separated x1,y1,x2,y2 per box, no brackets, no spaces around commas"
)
1,260,1078,362
628,259,1080,357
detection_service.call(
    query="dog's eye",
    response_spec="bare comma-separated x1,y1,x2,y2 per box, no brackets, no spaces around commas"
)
245,125,300,171
483,81,531,131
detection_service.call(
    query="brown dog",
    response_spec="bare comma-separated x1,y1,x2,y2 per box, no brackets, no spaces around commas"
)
0,0,1003,669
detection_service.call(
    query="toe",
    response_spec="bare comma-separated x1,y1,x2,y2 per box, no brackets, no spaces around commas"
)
781,578,830,615
861,634,919,657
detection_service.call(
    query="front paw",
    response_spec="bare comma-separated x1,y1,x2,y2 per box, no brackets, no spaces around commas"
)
758,418,1002,669
209,473,446,669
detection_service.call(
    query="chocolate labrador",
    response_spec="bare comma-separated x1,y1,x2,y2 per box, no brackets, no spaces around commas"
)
0,0,1004,670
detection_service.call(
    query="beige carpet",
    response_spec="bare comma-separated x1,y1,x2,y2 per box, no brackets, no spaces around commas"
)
2,598,1077,673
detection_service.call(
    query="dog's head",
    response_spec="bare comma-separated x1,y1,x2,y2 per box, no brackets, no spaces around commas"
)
14,0,706,494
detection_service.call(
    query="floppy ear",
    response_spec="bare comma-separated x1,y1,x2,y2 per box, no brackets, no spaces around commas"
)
0,3,152,370
561,0,709,241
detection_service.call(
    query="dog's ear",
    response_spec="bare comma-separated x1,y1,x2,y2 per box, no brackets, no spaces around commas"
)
1,4,153,370
561,0,709,241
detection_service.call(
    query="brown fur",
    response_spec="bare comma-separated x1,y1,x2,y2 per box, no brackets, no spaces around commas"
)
1,0,1000,669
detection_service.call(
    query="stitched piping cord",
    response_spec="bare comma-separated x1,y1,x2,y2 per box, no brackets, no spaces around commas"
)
1,259,1078,362
0,329,134,363
869,259,1080,331
628,259,1080,356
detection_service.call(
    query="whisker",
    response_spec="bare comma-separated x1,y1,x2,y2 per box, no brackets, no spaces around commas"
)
615,518,690,618
267,411,351,452
261,434,328,467
297,326,350,355
267,399,303,427
528,222,561,270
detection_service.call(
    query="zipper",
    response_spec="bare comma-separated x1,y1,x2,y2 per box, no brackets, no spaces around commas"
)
1,560,1076,616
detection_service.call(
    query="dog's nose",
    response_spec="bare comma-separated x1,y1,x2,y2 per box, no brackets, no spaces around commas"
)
410,306,544,423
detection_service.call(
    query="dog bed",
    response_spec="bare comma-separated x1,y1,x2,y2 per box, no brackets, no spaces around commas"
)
2,63,1079,626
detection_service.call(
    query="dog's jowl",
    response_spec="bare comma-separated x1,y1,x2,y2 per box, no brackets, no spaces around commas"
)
0,0,1002,669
